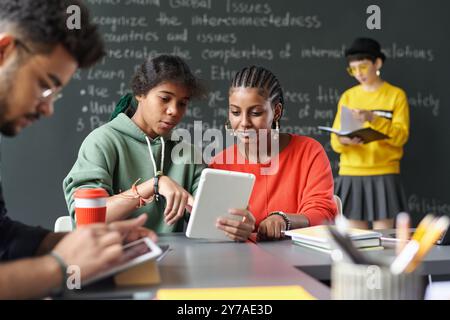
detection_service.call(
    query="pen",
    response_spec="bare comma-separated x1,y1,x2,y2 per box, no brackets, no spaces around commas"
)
373,110,393,119
396,212,410,254
406,215,450,273
411,214,434,242
390,239,420,275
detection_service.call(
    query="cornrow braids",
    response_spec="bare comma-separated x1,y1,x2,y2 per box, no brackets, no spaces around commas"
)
230,66,284,128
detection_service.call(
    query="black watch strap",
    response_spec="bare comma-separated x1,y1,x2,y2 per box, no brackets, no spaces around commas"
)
154,171,163,202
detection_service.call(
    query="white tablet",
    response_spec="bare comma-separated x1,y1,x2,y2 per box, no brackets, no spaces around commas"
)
186,168,255,241
83,237,162,286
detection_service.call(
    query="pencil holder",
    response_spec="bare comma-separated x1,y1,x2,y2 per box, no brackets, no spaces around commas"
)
331,262,424,300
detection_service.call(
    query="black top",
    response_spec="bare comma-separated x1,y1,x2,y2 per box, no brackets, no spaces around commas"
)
0,180,50,261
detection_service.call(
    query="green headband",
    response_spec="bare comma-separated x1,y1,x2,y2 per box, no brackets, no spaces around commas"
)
110,93,139,121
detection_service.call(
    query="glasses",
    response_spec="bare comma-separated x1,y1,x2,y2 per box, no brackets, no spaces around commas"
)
14,39,63,103
346,63,371,77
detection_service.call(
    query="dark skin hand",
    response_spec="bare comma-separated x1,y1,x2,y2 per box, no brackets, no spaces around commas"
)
257,214,310,241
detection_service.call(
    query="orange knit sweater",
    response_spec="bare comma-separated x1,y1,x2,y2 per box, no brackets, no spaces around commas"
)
210,135,337,227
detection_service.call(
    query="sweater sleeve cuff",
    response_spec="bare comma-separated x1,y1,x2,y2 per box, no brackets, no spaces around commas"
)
1,217,50,261
368,115,390,134
303,211,333,227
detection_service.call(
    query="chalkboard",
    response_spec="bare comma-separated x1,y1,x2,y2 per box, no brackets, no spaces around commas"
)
3,0,450,229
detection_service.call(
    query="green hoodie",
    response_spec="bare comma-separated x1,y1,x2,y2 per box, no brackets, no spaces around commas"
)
63,113,206,232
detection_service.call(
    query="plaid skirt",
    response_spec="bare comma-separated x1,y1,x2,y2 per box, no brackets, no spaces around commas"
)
334,174,408,221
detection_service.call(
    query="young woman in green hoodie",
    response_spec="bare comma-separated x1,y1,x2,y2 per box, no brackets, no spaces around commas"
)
64,55,208,233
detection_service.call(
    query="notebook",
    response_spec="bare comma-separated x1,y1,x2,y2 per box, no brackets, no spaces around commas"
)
293,236,381,250
285,225,382,243
318,106,389,143
293,241,384,254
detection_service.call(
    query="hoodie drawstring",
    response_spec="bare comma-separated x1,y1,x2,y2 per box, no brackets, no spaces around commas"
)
145,136,165,177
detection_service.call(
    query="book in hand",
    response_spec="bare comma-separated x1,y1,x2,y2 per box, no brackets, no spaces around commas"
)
319,106,389,143
318,126,389,144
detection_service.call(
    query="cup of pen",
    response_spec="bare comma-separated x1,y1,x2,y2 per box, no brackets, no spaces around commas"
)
331,261,424,300
74,188,108,226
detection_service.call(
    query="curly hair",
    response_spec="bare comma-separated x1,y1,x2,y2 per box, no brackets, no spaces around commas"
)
131,55,206,100
0,0,104,68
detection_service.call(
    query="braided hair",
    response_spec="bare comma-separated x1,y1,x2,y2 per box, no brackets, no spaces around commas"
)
230,66,284,128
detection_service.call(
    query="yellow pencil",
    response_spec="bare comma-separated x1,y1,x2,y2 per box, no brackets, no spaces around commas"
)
406,216,450,273
411,214,434,242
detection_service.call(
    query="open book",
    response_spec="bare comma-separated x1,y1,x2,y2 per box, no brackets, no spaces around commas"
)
319,106,389,143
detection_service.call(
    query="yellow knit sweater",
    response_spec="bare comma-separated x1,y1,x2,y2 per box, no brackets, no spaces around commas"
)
331,81,410,176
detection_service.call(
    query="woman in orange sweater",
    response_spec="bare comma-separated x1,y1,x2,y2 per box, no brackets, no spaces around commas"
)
210,66,337,241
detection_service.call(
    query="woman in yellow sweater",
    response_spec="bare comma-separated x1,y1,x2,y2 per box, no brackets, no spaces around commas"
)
331,38,410,230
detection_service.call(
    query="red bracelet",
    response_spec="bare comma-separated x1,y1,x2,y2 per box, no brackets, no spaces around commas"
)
120,178,154,208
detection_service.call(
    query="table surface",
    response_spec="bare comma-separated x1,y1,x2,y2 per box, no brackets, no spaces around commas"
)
65,234,330,299
257,229,450,280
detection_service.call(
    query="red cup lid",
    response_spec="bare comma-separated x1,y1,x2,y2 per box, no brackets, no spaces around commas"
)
74,188,109,199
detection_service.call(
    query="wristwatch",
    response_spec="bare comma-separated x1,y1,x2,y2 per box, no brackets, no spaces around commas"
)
153,171,163,202
268,211,291,231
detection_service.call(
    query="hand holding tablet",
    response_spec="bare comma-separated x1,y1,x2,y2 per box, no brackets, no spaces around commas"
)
186,169,256,241
83,237,162,286
216,208,256,242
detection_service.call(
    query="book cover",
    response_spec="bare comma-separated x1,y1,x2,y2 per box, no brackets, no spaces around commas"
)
318,126,389,143
318,106,390,143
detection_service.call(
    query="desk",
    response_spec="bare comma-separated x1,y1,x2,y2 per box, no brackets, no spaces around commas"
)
65,234,330,299
257,229,450,281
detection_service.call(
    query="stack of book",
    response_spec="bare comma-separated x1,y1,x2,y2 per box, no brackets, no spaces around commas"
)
284,225,383,254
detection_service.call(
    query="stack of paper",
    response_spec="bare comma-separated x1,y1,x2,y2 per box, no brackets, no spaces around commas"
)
284,225,383,254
